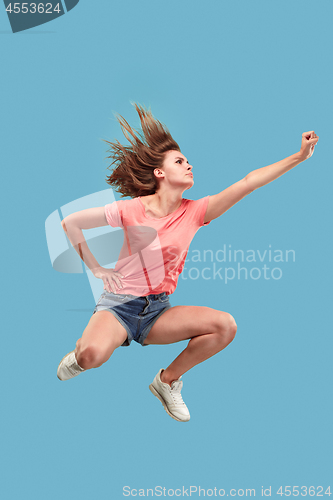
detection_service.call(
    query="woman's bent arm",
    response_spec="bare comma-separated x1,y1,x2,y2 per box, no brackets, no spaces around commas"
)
61,206,124,292
61,207,107,272
62,222,101,272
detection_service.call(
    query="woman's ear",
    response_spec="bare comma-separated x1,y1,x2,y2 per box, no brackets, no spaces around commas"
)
154,168,165,179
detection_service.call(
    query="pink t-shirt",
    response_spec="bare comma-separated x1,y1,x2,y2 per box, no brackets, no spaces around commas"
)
104,196,211,297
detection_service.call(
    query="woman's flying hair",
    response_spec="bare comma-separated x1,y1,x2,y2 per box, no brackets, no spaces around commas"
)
103,103,181,198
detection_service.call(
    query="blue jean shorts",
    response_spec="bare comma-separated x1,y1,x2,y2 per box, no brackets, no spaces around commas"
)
92,291,172,347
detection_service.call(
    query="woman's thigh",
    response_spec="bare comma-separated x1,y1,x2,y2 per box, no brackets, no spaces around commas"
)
144,305,233,345
76,310,128,356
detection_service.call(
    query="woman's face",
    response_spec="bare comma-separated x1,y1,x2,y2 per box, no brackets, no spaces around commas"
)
156,150,194,191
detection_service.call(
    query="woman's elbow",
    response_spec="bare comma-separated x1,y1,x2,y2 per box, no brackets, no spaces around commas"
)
244,173,256,194
61,218,68,232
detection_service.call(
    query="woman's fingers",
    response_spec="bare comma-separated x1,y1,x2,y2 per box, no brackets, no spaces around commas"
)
105,275,123,293
303,132,319,141
300,131,319,159
100,269,125,293
102,276,113,293
302,131,315,138
302,131,319,143
113,278,123,289
114,271,124,278
107,278,117,294
111,270,125,290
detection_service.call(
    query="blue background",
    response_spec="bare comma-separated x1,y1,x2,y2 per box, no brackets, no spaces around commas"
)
1,1,332,498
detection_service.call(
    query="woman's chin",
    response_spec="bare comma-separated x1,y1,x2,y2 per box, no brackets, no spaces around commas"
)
186,179,194,189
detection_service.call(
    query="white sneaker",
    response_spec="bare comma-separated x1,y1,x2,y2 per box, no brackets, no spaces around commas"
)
149,369,190,422
57,351,85,381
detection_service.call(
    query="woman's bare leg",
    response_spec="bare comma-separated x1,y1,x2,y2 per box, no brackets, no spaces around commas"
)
144,305,237,385
75,310,128,370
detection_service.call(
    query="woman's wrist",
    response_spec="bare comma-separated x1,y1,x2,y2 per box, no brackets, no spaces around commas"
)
296,150,308,162
92,265,104,276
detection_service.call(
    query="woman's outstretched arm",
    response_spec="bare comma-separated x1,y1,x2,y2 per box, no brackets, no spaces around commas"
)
204,131,319,223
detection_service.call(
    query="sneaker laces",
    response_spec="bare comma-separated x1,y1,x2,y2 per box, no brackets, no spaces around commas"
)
64,353,84,376
66,362,83,376
170,380,185,406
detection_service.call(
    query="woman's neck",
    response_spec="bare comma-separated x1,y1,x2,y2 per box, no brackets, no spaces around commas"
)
141,191,184,218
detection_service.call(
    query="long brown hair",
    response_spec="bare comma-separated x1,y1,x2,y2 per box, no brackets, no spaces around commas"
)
103,103,181,198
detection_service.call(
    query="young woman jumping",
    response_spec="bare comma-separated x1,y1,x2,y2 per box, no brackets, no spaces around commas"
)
57,103,318,422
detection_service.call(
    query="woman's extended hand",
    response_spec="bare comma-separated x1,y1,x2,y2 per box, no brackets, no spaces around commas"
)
93,266,124,293
300,131,319,160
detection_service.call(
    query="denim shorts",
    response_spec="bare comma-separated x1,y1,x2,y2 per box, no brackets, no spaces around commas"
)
92,291,172,347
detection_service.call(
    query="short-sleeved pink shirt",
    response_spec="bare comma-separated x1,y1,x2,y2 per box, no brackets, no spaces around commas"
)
104,195,211,297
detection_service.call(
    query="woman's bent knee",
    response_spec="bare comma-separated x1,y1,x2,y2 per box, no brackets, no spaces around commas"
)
216,312,237,344
76,344,108,369
228,314,237,339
